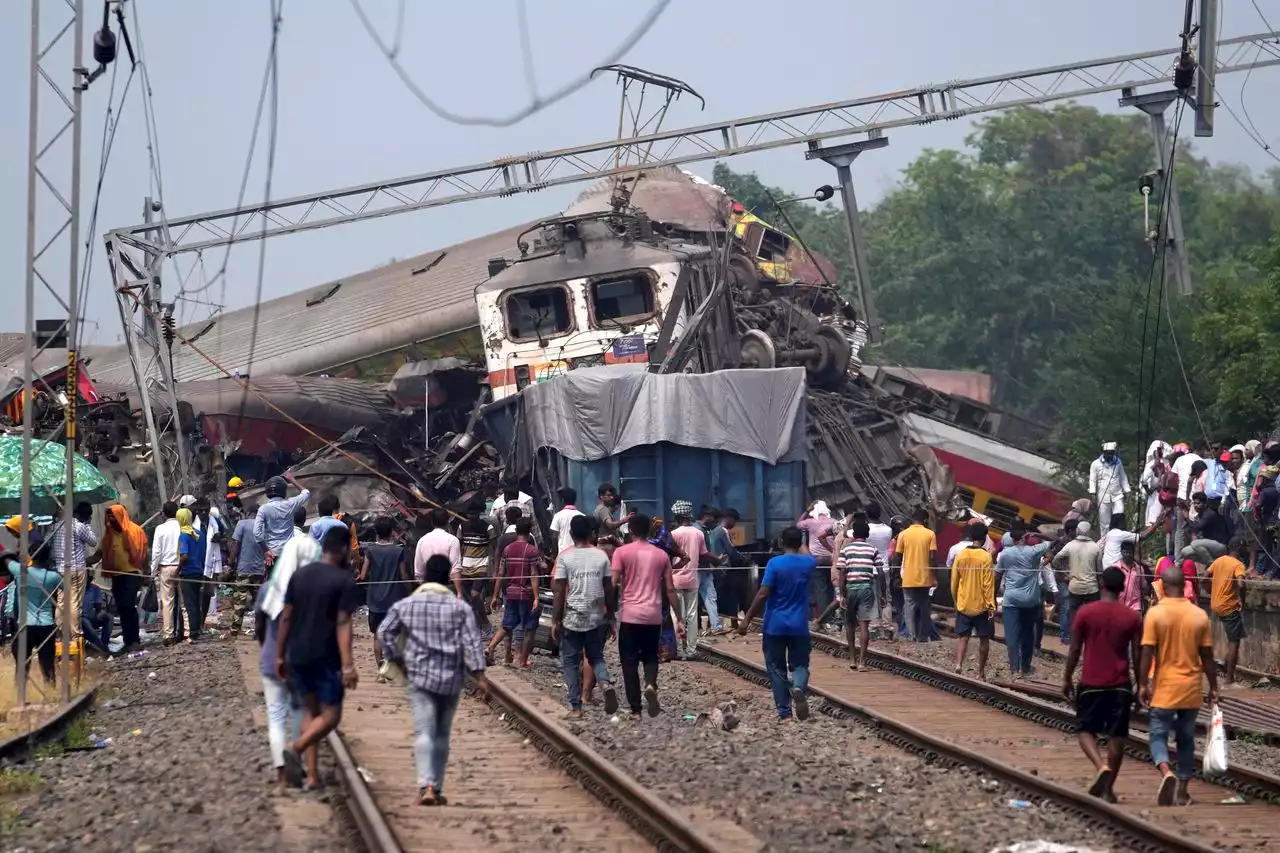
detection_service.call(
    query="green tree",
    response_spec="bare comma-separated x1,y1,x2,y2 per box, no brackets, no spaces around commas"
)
711,103,1280,460
1191,237,1280,436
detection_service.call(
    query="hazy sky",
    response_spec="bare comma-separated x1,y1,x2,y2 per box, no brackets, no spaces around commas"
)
4,0,1277,344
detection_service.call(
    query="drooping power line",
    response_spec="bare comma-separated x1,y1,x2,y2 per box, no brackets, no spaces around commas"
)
345,0,672,127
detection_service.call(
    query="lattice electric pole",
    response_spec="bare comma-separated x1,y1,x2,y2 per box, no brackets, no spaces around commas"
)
20,0,121,705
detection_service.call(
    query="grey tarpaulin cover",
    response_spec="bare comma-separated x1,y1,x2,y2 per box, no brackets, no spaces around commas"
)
517,364,807,465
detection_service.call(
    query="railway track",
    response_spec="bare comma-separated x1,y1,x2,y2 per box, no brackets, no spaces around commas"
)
929,604,1280,744
334,634,724,853
699,634,1280,853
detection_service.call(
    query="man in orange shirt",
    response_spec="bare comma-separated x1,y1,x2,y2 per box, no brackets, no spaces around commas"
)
1205,538,1248,686
1138,563,1219,806
891,508,937,644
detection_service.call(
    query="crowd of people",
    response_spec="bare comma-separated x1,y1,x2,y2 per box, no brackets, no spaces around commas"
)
0,445,1265,811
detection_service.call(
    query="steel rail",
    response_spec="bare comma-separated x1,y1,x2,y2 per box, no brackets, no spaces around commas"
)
332,674,722,853
0,686,97,763
471,676,727,853
801,630,1280,804
327,729,403,853
699,643,1218,853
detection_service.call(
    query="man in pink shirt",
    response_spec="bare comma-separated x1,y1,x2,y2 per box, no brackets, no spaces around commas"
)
413,508,462,596
612,514,684,716
668,500,705,659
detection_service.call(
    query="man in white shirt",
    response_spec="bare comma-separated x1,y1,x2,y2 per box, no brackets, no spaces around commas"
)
149,500,183,644
413,507,462,593
1088,442,1130,532
549,486,584,556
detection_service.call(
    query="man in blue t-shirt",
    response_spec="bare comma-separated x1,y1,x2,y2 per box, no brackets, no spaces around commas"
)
736,526,815,722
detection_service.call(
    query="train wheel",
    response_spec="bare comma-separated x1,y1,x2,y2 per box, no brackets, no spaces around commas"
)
807,325,852,386
739,329,777,369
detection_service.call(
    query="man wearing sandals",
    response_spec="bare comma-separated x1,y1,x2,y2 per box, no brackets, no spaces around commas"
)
1138,562,1219,806
1062,566,1141,803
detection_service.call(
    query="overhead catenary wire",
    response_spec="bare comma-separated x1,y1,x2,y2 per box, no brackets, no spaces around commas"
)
191,8,287,306
234,0,284,436
345,0,672,127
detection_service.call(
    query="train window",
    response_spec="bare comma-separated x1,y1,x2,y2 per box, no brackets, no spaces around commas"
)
591,274,654,326
955,487,976,509
983,497,1022,532
506,287,573,341
758,228,790,262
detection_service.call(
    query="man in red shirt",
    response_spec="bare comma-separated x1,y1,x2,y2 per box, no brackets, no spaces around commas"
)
484,519,541,669
612,515,684,716
1061,566,1142,803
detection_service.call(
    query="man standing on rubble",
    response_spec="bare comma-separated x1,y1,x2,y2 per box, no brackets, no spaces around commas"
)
1089,442,1131,533
255,473,311,570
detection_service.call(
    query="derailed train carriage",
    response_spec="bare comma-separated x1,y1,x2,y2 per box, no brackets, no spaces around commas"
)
475,169,942,538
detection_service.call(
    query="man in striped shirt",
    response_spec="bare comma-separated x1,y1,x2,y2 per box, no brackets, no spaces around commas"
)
835,520,882,671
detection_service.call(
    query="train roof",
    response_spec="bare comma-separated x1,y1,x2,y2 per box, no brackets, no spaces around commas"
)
83,223,534,385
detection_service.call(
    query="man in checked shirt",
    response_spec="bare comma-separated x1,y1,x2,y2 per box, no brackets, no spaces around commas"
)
378,554,489,806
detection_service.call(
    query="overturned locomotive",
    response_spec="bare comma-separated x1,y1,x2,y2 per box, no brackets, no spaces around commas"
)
476,168,938,522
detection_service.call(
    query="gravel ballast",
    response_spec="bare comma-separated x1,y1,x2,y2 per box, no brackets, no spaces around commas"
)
508,641,1132,853
879,631,1280,777
1,640,349,853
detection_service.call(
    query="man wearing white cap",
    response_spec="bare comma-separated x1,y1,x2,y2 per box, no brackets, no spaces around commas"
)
1088,442,1130,532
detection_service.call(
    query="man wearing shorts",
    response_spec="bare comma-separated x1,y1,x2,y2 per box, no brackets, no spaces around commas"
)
275,526,359,790
486,519,541,669
835,520,882,671
1205,538,1248,686
950,521,996,680
1062,566,1141,802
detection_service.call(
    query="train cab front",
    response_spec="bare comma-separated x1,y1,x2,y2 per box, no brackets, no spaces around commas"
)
474,214,700,402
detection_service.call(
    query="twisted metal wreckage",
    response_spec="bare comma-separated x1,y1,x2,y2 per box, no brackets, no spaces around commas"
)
4,168,1065,545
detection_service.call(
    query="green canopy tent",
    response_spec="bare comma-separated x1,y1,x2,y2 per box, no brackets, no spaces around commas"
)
0,435,119,517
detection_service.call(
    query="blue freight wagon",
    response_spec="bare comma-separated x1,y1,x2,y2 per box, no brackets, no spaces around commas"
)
558,442,805,547
482,364,809,548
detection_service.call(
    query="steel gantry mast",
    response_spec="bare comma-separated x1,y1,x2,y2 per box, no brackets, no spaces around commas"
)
21,0,121,705
105,28,1279,500
106,30,1277,257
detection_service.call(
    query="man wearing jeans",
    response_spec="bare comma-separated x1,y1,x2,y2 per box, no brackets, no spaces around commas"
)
1139,562,1218,806
1051,520,1102,645
378,554,489,806
891,509,938,643
551,515,618,719
737,526,814,722
996,520,1051,678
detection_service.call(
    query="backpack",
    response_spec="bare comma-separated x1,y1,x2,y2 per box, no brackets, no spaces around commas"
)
1204,462,1229,500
